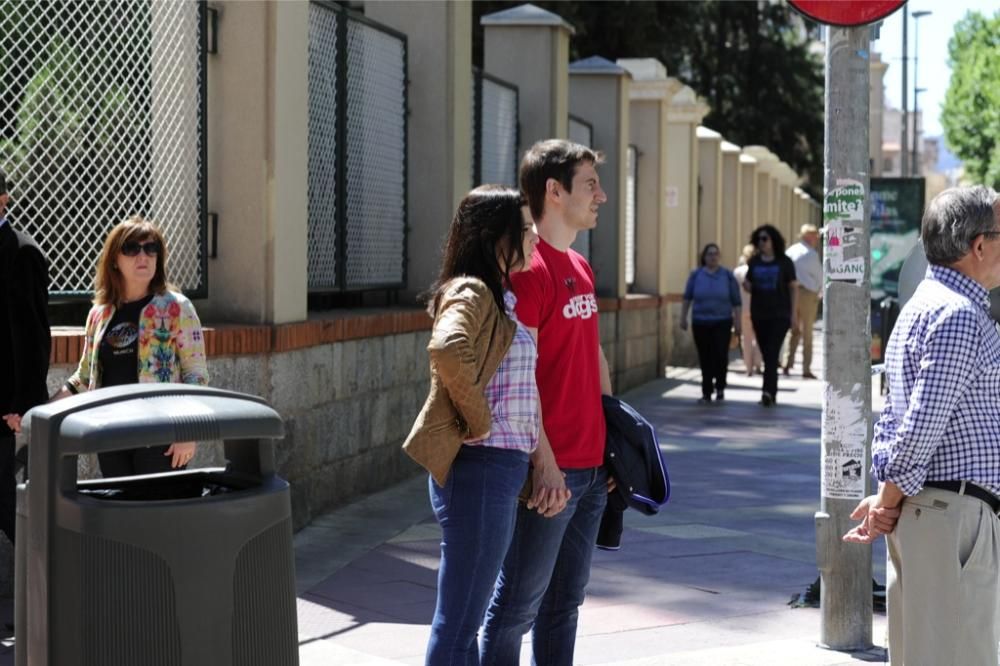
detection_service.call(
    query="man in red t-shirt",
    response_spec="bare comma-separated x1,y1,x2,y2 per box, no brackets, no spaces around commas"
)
481,140,612,665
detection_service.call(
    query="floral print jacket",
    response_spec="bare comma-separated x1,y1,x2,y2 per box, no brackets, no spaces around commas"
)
65,290,209,393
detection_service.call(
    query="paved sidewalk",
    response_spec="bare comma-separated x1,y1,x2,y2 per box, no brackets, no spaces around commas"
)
293,332,891,665
0,328,889,664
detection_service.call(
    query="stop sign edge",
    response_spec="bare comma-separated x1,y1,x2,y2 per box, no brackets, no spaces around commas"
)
788,0,906,27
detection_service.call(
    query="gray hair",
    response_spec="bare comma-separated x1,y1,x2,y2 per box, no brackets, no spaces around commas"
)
922,186,1000,266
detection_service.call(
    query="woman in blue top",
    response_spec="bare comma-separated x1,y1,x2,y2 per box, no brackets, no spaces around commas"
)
680,243,742,403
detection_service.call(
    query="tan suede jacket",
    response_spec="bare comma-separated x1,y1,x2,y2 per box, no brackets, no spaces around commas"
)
403,277,516,486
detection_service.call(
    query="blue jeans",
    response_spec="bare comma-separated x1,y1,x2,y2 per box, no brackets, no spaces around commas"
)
426,445,530,666
480,466,609,666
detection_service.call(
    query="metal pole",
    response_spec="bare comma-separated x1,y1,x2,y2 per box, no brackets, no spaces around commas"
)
900,5,909,177
911,11,932,176
911,20,919,176
815,24,873,651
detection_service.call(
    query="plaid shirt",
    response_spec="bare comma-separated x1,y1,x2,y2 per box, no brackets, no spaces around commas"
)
475,291,539,453
872,265,1000,496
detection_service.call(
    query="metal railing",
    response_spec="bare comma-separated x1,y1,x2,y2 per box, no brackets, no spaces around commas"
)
0,0,207,298
472,68,519,188
308,1,408,292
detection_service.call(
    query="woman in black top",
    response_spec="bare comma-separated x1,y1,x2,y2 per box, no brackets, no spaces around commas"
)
743,225,799,406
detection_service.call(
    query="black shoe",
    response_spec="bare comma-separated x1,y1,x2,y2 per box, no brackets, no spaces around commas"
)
759,392,774,407
715,391,725,401
697,397,712,405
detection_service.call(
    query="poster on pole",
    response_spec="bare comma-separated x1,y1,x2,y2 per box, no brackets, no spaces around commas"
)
824,179,866,285
821,383,868,501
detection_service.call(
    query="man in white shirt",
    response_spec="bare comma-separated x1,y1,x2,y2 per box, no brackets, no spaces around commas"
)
784,224,821,379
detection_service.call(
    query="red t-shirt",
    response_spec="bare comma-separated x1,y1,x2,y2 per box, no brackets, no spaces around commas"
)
510,238,606,468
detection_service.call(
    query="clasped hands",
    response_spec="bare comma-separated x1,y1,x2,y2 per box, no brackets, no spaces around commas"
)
842,495,902,544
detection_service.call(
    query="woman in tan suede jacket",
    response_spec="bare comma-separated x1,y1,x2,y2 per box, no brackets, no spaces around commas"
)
403,185,539,665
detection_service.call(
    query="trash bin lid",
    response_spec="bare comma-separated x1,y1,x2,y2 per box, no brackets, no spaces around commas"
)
31,386,284,456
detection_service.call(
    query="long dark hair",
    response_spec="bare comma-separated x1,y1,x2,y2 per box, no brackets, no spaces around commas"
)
427,185,526,317
749,224,786,257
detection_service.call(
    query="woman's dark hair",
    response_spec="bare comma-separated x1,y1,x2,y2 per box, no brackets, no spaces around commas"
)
699,243,721,267
749,224,786,257
426,185,526,316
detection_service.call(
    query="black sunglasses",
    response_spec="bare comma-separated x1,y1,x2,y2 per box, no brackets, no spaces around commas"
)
121,240,161,257
755,235,771,243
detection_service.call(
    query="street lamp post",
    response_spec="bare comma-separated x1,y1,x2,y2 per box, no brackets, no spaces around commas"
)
911,10,932,176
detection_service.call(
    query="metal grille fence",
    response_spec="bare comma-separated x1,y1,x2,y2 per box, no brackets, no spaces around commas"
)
307,3,340,290
0,0,206,297
568,115,594,260
307,1,407,291
625,145,637,287
472,69,518,188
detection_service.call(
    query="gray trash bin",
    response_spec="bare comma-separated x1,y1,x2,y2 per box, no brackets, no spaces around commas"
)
14,384,298,666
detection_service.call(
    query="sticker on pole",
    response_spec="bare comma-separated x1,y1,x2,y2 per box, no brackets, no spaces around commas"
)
822,453,866,500
822,384,867,500
824,179,866,285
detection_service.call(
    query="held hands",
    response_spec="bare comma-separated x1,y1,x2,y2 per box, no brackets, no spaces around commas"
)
528,460,571,518
164,441,197,468
842,495,902,544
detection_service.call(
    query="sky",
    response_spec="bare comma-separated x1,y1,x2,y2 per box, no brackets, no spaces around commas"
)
872,0,996,140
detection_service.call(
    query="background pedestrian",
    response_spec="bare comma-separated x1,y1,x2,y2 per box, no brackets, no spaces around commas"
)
52,216,208,476
680,243,742,402
784,223,822,379
743,224,798,406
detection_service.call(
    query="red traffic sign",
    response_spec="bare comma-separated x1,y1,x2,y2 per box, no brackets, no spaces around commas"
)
789,0,905,27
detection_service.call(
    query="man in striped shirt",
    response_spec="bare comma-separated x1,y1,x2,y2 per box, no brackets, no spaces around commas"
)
844,186,1000,665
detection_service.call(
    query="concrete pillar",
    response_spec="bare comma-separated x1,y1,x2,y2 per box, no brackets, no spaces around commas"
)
696,126,723,256
366,1,472,302
870,52,888,177
739,153,759,249
568,56,631,298
719,140,742,268
482,4,573,151
776,162,800,243
204,0,308,324
744,145,781,236
666,85,710,284
617,58,679,297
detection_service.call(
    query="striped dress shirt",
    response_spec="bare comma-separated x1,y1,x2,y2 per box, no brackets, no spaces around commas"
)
872,265,1000,496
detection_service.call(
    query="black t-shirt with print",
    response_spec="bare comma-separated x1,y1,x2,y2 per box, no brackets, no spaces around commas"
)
746,254,797,321
98,294,154,387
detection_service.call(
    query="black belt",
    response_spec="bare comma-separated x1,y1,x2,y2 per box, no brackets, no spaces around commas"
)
924,481,1000,513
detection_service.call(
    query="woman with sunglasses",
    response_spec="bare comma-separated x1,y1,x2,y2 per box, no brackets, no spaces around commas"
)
53,215,209,475
403,185,539,664
743,224,799,406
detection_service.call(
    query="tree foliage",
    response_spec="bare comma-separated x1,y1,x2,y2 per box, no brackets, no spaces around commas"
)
472,1,825,196
941,10,1000,188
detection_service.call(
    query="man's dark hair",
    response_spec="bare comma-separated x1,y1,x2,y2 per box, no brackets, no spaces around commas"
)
519,139,604,221
922,186,1000,266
